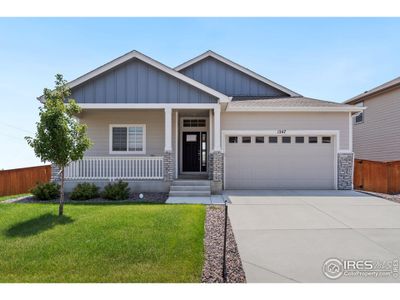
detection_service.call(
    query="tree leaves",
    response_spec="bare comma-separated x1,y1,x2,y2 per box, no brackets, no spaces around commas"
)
25,74,92,168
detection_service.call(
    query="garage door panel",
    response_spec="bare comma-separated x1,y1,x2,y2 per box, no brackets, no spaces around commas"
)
225,136,335,190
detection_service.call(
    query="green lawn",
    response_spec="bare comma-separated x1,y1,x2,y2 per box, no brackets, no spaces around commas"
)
0,193,31,202
0,203,205,283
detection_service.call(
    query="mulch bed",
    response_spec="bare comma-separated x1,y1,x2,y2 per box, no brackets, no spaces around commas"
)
3,192,168,204
358,190,400,204
202,205,246,283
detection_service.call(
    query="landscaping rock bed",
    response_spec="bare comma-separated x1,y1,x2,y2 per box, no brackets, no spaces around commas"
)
3,192,168,204
202,205,246,283
359,190,400,204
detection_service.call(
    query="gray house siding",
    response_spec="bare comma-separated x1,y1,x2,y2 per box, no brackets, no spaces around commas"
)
71,58,218,104
353,87,400,161
179,56,289,97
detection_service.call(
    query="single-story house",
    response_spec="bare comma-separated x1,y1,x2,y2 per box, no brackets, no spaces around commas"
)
344,76,400,162
45,50,363,195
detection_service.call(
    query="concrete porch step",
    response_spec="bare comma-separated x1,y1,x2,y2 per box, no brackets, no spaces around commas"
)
169,190,211,197
170,185,210,192
171,180,211,187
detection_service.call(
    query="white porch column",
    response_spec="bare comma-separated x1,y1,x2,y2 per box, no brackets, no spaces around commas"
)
213,105,221,151
164,107,172,152
209,109,214,152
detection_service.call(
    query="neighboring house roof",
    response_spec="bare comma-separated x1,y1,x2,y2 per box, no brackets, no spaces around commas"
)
226,96,365,112
175,50,301,98
344,76,400,104
38,50,231,103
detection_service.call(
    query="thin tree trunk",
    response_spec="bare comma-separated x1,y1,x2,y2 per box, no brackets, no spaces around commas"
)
59,167,65,216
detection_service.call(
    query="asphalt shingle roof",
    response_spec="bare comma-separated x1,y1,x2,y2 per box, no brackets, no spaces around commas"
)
229,96,353,108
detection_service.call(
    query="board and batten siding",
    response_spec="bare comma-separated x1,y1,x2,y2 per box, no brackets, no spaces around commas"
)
353,87,400,161
221,112,350,150
180,57,288,97
80,109,177,157
71,58,218,104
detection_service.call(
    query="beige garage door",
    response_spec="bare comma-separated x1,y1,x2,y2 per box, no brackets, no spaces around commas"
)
225,135,335,189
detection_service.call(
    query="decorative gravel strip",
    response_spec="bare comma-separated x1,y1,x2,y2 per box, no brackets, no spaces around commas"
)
202,205,246,283
358,190,400,204
3,192,168,204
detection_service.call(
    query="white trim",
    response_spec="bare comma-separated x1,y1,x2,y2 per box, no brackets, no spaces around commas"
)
175,50,301,97
333,135,338,190
221,129,341,190
175,111,179,179
337,150,354,153
348,112,353,152
226,105,366,113
109,124,146,155
78,103,221,110
38,50,230,103
213,106,221,151
209,109,214,153
180,117,208,132
164,108,172,152
221,130,341,152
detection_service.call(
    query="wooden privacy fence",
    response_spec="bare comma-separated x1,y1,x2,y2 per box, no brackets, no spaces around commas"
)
354,159,400,194
0,165,51,197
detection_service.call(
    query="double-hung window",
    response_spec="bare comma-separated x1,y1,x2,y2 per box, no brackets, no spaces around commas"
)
110,124,146,154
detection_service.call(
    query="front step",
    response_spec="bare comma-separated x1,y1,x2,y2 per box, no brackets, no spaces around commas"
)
169,179,211,197
171,180,210,186
170,185,210,192
169,190,211,197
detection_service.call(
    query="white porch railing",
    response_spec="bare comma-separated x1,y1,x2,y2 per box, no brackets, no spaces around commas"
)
64,156,164,180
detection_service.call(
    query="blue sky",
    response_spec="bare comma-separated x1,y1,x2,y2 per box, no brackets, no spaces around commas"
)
0,17,399,169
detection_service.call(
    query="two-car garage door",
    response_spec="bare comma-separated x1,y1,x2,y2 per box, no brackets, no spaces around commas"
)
225,135,335,189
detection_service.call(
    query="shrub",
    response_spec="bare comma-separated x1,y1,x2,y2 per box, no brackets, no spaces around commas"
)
101,180,130,200
31,182,60,200
70,183,99,200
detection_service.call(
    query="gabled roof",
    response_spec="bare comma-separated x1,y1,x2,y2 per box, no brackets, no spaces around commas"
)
175,50,301,97
227,96,365,112
38,50,231,103
344,76,400,104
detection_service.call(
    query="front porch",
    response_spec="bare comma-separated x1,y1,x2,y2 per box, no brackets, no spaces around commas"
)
60,104,224,194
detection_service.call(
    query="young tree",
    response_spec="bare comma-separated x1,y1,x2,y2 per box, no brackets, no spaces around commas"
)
26,74,92,216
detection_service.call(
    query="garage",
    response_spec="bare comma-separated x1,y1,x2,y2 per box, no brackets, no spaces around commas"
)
224,134,336,189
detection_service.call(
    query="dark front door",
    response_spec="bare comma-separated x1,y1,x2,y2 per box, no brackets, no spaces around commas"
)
182,132,201,172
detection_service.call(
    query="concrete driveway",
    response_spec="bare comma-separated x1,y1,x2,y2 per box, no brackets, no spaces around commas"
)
225,190,400,282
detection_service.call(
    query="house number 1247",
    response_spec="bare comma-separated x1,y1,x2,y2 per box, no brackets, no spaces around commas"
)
277,129,287,134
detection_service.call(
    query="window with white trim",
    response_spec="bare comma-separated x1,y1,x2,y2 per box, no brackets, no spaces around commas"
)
110,125,145,154
354,102,364,124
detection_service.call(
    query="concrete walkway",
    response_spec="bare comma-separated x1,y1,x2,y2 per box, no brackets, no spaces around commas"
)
166,195,225,204
225,190,400,283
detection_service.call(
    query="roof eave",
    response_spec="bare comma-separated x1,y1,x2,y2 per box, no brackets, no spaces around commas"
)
226,106,366,113
344,81,400,104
